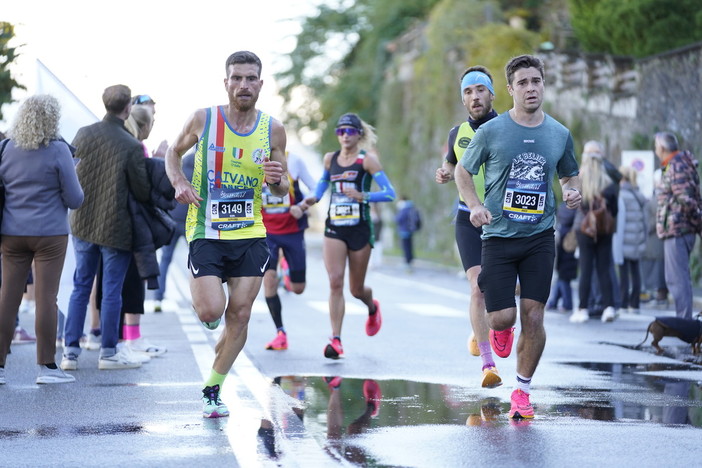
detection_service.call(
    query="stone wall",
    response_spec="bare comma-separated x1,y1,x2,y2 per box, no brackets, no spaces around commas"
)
539,42,702,163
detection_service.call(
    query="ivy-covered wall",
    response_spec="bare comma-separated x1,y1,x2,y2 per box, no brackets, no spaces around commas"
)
376,0,541,265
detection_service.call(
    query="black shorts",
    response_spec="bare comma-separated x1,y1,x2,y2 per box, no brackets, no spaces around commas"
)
265,231,307,283
455,208,482,271
188,238,270,281
478,229,555,312
324,221,372,251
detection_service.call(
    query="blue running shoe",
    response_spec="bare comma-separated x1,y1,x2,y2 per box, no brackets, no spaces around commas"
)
202,384,229,418
202,318,221,330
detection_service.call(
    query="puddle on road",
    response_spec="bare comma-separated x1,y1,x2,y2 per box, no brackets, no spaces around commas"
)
262,369,702,462
0,423,145,440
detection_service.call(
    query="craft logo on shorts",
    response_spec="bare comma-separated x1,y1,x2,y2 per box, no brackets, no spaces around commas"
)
252,148,265,164
232,147,244,159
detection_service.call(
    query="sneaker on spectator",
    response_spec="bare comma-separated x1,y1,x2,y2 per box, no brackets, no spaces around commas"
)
569,309,589,324
481,365,502,389
117,342,150,364
36,365,76,384
489,327,515,358
202,384,229,418
467,332,480,357
265,331,288,350
509,389,534,419
324,337,344,359
126,337,167,357
19,299,35,315
0,367,6,385
98,350,142,370
80,331,101,350
12,327,36,345
60,352,78,371
365,299,382,336
153,300,163,313
601,306,618,322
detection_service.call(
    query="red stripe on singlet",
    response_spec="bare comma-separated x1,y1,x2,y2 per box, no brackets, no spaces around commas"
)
214,107,225,188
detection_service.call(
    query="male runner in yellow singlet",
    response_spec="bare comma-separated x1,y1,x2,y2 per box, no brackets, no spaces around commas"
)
166,51,289,418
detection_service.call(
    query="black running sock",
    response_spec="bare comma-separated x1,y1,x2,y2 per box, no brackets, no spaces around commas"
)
369,302,377,315
265,295,283,329
43,363,58,370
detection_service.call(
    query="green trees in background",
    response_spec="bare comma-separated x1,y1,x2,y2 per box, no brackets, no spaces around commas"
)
275,0,441,151
569,0,702,57
0,22,25,122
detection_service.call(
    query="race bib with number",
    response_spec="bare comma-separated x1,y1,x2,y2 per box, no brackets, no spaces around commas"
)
262,186,291,215
329,192,360,226
502,179,546,224
210,187,254,230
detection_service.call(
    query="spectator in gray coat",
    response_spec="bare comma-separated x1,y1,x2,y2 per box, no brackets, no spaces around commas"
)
612,166,648,313
0,95,84,384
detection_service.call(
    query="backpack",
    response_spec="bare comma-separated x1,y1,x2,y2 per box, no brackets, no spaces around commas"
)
408,206,422,232
580,195,615,240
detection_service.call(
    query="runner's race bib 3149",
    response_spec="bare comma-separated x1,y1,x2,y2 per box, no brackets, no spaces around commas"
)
210,187,254,230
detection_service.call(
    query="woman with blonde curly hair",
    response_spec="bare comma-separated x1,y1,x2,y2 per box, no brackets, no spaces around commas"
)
0,94,84,384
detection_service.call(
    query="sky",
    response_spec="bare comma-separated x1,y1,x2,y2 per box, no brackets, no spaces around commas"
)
2,0,323,155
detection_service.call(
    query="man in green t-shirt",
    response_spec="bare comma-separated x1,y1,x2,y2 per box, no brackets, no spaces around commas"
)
455,54,582,420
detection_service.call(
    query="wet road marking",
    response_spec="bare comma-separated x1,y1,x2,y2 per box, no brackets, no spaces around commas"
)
169,256,333,466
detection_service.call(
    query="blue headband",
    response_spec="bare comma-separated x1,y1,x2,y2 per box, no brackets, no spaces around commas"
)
460,71,494,97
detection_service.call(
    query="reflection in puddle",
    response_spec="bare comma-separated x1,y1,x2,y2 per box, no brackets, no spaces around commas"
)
271,366,701,442
559,362,702,426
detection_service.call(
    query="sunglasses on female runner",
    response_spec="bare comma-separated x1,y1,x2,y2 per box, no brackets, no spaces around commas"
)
335,127,360,137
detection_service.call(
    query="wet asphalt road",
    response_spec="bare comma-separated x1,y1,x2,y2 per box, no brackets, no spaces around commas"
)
2,233,701,467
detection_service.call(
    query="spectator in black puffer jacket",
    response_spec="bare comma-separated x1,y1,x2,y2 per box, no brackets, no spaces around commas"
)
96,104,175,360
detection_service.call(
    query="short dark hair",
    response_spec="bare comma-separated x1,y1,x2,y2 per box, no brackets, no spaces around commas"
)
225,51,262,77
505,55,544,85
460,65,493,84
103,84,132,114
655,132,679,152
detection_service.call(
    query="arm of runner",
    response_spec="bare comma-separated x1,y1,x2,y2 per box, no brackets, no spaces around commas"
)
455,164,491,227
560,175,582,210
343,153,396,203
264,119,289,197
166,109,205,207
303,152,333,207
436,160,455,184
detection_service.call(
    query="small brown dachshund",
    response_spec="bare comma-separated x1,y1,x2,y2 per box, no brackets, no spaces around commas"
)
636,317,702,355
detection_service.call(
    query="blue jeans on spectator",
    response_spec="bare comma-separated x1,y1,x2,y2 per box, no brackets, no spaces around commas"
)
664,234,696,319
155,229,184,302
63,237,131,359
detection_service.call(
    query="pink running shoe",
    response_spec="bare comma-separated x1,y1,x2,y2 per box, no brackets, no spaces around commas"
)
489,327,515,358
265,331,288,350
365,299,382,336
363,379,382,417
323,376,342,389
509,389,534,419
12,327,36,344
324,337,344,359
